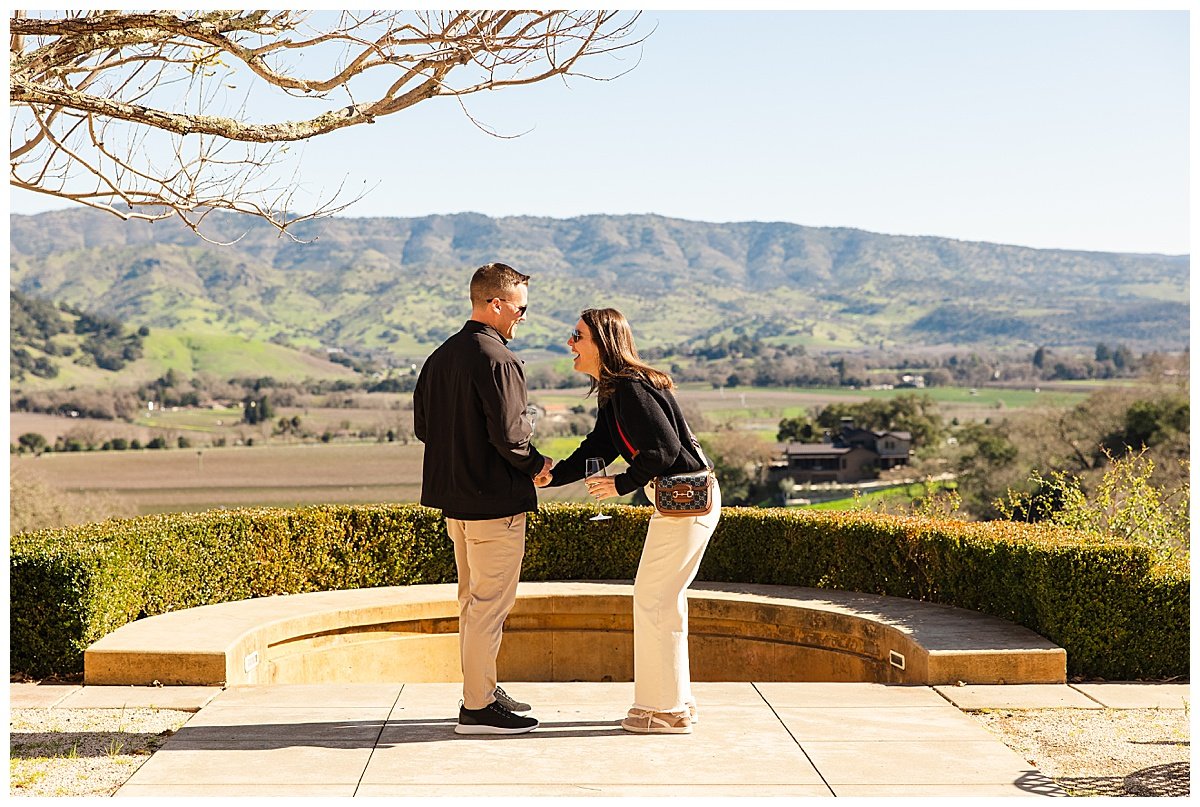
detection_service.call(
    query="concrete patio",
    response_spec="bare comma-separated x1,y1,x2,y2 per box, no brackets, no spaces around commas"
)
11,681,1188,797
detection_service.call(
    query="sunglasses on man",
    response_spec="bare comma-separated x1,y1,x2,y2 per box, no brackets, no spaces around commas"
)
491,297,528,316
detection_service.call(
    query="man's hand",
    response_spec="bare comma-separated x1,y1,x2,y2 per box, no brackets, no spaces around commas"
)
533,457,554,487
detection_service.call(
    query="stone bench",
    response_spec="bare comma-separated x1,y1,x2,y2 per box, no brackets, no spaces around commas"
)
84,581,1066,687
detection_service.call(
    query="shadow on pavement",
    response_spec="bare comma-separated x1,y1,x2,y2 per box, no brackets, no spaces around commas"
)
160,717,630,750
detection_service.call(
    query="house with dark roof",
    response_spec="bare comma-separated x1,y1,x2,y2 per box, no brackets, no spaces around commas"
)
773,424,914,484
775,442,878,484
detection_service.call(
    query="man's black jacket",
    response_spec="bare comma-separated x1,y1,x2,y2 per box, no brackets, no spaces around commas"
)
413,320,544,519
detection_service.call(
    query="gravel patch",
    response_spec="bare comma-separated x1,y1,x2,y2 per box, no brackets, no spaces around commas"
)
967,707,1190,797
9,708,191,797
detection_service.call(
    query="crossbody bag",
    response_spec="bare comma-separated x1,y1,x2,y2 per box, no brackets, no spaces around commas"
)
614,416,714,517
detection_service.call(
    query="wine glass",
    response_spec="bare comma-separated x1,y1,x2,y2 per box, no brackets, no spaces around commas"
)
585,457,612,521
525,404,539,434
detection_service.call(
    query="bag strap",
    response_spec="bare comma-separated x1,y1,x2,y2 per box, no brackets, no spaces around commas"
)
614,417,639,457
687,426,715,472
615,411,712,472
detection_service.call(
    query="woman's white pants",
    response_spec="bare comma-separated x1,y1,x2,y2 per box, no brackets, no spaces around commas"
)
632,477,722,714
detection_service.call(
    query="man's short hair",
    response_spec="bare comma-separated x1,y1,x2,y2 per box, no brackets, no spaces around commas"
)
470,263,530,306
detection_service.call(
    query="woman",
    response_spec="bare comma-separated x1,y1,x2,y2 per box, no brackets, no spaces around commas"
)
535,307,721,734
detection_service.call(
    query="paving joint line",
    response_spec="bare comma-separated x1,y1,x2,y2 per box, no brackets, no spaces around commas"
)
353,683,404,797
929,684,966,710
750,681,835,797
58,687,84,708
33,686,82,709
1065,682,1109,708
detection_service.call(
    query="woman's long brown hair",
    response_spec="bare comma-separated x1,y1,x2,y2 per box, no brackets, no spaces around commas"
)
579,307,674,401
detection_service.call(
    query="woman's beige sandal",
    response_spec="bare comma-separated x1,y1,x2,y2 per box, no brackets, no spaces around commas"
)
621,708,693,734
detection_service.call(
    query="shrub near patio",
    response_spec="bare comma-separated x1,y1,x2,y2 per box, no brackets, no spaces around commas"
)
10,504,1188,681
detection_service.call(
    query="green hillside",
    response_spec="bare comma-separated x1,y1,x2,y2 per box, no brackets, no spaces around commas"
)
10,291,359,389
9,209,1190,364
140,330,361,381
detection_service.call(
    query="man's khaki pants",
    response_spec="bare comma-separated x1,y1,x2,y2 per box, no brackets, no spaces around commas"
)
446,514,526,710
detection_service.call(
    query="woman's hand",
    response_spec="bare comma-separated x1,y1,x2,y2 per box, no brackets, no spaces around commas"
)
585,475,619,500
533,458,554,487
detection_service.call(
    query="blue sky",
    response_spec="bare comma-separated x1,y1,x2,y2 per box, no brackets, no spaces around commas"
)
7,8,1191,255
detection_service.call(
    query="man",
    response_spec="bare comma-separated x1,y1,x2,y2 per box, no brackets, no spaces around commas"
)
413,262,550,735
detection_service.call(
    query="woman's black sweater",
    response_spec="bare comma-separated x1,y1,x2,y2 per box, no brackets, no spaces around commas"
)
547,376,707,496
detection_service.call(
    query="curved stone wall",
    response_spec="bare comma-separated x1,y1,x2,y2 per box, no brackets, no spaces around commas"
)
85,582,1065,686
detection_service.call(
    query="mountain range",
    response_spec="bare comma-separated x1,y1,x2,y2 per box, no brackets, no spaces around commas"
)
9,208,1189,369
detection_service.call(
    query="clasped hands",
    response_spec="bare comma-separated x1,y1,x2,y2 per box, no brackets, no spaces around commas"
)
533,458,617,499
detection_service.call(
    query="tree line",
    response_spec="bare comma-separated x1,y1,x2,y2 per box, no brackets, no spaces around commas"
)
776,393,944,448
641,331,1169,389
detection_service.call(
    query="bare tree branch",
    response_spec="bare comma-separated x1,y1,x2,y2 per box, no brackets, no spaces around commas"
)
10,9,644,239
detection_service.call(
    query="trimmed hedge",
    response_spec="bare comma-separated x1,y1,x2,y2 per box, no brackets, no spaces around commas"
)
10,503,1188,680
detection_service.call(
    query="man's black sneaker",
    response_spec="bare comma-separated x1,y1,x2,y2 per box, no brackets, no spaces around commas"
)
493,685,531,713
455,701,539,735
